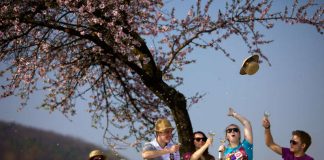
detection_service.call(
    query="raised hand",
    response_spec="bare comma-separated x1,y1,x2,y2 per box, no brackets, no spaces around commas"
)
228,107,236,117
218,143,225,152
205,137,214,146
262,117,271,129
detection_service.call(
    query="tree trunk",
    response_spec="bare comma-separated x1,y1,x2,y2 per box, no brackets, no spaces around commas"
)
134,35,195,155
154,80,195,155
168,88,195,155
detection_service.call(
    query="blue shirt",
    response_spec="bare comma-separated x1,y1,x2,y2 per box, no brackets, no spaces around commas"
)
224,139,253,160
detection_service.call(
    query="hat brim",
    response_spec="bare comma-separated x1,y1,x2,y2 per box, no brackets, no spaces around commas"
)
89,155,106,160
155,127,174,132
89,150,106,160
240,55,259,75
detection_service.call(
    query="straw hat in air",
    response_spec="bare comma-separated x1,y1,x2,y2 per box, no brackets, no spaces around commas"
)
239,54,260,75
88,149,106,160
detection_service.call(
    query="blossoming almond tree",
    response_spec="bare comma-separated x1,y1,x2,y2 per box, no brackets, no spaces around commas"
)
0,0,322,155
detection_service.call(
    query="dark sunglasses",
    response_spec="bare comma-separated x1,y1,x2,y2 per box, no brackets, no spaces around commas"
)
290,140,299,145
226,128,239,133
194,137,207,142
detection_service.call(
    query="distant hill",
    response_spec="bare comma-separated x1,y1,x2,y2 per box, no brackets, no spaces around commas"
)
0,120,127,160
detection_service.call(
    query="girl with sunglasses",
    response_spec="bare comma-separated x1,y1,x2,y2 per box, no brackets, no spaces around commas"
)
218,108,253,160
186,131,215,160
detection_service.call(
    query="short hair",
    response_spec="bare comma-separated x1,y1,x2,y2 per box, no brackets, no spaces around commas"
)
292,130,312,152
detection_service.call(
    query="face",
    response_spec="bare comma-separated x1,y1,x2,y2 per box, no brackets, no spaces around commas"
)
193,133,207,149
226,125,240,143
290,135,305,153
157,128,173,144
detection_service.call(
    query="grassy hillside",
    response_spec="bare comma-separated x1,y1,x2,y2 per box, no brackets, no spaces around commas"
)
0,120,127,160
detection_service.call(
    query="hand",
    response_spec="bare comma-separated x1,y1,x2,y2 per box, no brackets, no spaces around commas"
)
262,117,271,129
169,144,180,153
205,137,213,146
228,107,236,117
218,144,225,152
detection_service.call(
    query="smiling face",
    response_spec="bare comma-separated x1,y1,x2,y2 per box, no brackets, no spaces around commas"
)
193,132,207,149
226,124,241,144
290,135,306,154
157,128,174,145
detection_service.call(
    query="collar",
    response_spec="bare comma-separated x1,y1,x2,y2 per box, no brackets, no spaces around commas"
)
151,138,173,149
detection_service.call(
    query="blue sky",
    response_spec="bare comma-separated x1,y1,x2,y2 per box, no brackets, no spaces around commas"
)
1,1,323,159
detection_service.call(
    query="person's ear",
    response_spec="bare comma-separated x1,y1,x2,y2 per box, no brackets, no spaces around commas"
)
301,143,306,150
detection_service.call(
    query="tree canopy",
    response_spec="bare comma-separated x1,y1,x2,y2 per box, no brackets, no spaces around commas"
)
0,0,322,154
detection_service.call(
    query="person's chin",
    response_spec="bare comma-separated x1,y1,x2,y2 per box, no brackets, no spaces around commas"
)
230,137,238,141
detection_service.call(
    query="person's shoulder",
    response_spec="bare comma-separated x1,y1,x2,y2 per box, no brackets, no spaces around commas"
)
142,140,156,151
143,141,152,146
281,147,291,157
305,154,314,160
145,138,158,145
242,139,253,146
281,147,289,152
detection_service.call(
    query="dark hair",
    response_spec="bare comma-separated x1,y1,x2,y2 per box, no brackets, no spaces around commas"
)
292,130,312,152
193,131,210,155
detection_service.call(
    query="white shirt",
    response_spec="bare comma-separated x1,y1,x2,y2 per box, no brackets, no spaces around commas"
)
142,138,180,160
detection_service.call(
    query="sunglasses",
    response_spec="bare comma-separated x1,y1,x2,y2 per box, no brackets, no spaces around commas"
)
194,137,207,142
226,128,239,133
290,140,299,145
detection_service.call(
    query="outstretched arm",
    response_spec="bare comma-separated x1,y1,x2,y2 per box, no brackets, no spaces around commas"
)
142,144,180,159
142,149,170,159
262,117,282,155
228,107,253,144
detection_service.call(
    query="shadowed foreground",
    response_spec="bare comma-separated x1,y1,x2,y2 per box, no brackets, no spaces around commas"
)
0,120,127,160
